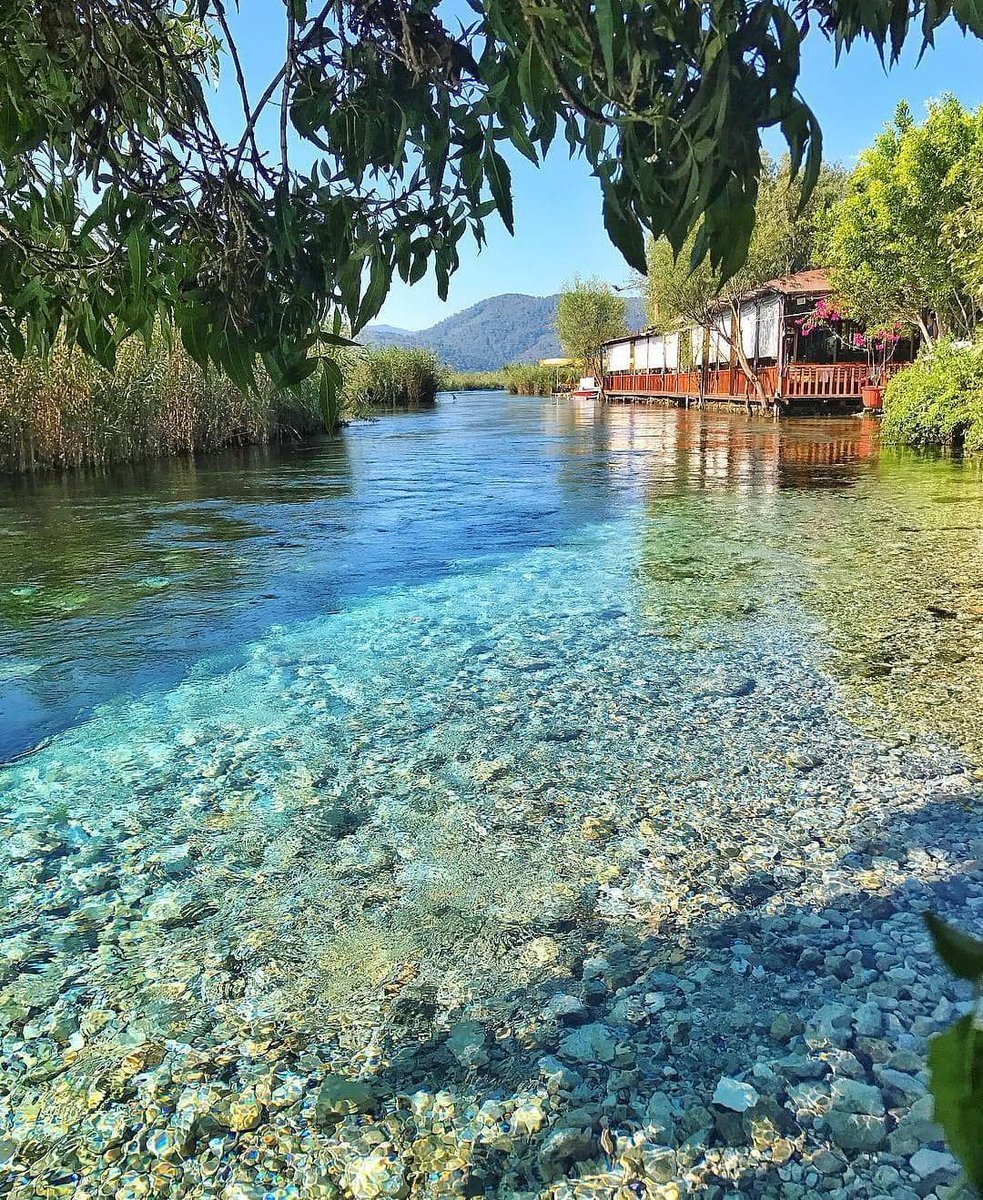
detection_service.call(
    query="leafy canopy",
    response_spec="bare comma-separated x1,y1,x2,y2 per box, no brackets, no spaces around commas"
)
3,1,983,408
827,96,983,343
646,157,845,330
555,277,628,378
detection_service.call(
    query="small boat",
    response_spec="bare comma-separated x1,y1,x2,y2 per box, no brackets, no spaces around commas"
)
571,375,600,399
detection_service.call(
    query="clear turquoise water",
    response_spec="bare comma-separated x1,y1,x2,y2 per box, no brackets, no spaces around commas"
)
1,394,982,1194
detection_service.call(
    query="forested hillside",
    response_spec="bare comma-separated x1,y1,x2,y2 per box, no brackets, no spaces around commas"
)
368,293,646,369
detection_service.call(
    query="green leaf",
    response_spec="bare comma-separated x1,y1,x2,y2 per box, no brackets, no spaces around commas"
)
927,1014,983,1191
223,335,256,395
926,912,983,982
408,252,428,285
318,357,342,427
127,227,145,306
602,188,646,274
354,254,393,332
595,0,617,84
484,147,514,235
517,40,539,110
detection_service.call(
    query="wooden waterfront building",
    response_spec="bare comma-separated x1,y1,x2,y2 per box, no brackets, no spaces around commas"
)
602,269,917,411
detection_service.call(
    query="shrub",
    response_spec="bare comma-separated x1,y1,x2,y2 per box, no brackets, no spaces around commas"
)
341,347,441,410
883,340,983,452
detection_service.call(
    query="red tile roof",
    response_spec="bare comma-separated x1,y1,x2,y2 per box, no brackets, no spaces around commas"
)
756,268,831,297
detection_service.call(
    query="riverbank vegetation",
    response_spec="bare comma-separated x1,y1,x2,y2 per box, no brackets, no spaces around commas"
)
340,347,441,410
882,340,983,453
0,334,326,473
440,370,505,391
502,364,574,396
0,341,441,472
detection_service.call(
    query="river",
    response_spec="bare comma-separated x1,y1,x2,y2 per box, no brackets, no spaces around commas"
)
1,393,981,1197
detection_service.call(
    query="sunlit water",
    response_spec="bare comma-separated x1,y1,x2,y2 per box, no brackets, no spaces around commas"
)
1,393,982,1196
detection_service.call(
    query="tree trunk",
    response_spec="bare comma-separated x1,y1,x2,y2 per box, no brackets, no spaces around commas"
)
590,351,605,400
915,313,934,350
698,326,711,407
729,301,766,410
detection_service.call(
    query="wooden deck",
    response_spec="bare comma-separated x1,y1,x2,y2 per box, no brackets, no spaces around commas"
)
603,363,903,407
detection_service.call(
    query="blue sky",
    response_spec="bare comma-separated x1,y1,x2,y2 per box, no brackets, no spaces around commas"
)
218,12,983,331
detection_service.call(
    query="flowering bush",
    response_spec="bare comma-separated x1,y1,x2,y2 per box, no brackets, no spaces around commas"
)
795,301,905,381
797,297,842,335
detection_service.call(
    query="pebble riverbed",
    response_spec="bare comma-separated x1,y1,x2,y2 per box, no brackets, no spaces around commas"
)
1,402,982,1199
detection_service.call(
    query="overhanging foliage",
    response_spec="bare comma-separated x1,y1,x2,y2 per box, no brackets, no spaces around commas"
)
3,1,983,406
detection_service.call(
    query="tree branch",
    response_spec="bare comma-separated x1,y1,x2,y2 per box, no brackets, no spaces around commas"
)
232,1,334,171
212,0,276,186
281,1,295,176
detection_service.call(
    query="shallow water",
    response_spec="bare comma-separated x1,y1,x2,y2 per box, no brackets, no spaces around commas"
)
3,396,981,763
1,394,982,1196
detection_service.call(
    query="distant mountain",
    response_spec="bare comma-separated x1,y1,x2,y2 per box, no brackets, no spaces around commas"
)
367,323,414,338
366,292,646,370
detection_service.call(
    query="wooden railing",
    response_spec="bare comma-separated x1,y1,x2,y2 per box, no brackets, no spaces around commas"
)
783,362,906,397
603,360,908,404
605,370,702,396
783,364,867,398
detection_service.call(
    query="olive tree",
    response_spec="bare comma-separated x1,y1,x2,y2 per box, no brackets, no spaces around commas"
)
555,278,628,383
2,1,981,417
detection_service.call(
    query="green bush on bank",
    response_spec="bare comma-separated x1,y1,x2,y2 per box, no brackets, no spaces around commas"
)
0,333,327,473
883,340,983,453
341,346,441,410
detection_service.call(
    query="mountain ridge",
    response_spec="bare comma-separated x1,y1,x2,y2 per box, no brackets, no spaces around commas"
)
367,292,646,371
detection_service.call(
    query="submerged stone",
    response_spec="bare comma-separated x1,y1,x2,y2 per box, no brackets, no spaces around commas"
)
712,1077,759,1113
826,1110,888,1152
558,1022,618,1064
315,1076,378,1124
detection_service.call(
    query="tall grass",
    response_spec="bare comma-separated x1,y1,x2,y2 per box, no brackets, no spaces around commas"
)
502,363,576,395
341,346,441,410
440,369,505,391
0,338,449,473
0,332,326,473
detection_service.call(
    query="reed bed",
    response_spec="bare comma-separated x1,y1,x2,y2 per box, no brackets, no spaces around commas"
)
341,346,442,411
502,363,575,395
440,369,505,391
0,334,326,473
0,338,450,473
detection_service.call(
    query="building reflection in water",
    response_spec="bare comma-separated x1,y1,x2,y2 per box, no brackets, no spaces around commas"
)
595,402,881,496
